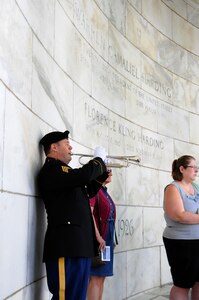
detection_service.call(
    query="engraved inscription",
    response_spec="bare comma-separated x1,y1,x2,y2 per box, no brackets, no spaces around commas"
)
137,134,164,150
85,102,137,139
109,46,140,79
141,72,172,99
128,82,173,115
74,0,107,54
74,31,91,68
85,101,165,153
92,52,128,103
117,218,135,237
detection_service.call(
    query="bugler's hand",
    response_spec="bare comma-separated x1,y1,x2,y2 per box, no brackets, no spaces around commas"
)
94,146,107,161
104,158,112,166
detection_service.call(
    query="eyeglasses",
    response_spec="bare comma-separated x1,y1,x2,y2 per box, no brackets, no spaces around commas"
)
186,165,199,170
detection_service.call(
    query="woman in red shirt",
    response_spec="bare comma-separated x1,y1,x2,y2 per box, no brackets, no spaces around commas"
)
87,169,117,300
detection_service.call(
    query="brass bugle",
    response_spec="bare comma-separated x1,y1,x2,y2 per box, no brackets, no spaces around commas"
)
72,153,141,168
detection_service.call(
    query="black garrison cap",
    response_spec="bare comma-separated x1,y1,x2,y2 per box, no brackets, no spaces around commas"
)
40,130,69,147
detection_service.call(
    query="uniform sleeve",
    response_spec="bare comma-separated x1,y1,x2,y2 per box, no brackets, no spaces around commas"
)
86,171,109,198
38,157,108,194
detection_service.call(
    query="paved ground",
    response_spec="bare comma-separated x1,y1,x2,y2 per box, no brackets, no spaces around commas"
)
130,284,171,299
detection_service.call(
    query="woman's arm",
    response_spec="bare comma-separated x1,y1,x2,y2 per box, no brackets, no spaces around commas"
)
164,184,199,224
90,206,106,251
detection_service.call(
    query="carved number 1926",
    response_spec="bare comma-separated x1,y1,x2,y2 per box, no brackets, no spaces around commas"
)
117,219,134,237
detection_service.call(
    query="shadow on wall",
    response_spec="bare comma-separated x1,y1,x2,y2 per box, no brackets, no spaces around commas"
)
28,198,47,300
26,146,47,300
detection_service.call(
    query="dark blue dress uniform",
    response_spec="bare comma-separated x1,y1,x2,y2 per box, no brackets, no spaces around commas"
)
38,131,108,300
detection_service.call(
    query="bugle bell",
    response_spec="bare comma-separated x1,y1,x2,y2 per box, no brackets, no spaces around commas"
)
72,153,141,168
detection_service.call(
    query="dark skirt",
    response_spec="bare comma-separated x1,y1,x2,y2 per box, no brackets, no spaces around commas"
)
90,220,114,277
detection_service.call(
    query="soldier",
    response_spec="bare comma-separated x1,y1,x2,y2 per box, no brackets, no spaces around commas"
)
38,130,108,300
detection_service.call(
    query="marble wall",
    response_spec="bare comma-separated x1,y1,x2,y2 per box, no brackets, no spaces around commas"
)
1,0,199,299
